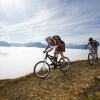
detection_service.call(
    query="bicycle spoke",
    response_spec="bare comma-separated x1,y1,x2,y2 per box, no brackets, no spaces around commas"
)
34,61,50,78
88,53,99,65
59,57,70,71
88,53,93,65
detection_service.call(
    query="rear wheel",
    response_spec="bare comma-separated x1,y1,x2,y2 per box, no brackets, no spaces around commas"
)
88,53,93,65
59,57,71,71
34,61,50,78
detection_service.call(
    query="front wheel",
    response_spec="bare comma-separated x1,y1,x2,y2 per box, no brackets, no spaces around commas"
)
59,57,71,72
34,61,50,78
88,53,93,65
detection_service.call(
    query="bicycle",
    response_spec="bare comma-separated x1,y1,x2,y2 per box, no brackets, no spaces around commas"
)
34,52,71,78
88,49,99,65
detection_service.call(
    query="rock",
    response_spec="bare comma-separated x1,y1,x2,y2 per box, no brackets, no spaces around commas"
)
87,94,95,100
87,91,100,100
94,76,100,85
95,76,100,81
95,91,100,99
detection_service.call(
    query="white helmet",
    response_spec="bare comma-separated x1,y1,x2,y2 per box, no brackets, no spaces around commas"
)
45,36,52,41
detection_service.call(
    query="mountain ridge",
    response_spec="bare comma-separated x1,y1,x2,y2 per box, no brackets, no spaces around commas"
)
0,41,86,49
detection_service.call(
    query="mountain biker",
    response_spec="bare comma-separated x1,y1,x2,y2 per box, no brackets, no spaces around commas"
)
43,36,56,53
52,35,65,65
86,37,99,59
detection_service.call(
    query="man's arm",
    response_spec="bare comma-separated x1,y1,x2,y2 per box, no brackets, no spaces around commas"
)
43,44,54,53
85,43,89,49
43,45,49,53
46,48,53,53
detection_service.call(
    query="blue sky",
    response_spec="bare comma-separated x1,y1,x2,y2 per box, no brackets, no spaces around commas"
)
0,0,100,44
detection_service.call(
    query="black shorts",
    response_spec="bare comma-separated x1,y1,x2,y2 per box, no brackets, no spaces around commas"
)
55,46,65,52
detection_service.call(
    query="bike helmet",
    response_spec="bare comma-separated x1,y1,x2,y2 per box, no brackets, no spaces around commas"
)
45,36,52,41
88,37,93,41
52,35,61,40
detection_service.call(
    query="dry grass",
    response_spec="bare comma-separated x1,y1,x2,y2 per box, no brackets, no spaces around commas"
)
0,60,100,100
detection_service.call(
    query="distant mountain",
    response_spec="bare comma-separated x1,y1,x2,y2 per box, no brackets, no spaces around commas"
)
0,41,46,48
10,43,25,47
0,41,11,47
66,44,86,49
25,42,46,48
0,41,87,49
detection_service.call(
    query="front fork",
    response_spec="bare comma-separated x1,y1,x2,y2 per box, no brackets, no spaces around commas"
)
44,55,47,63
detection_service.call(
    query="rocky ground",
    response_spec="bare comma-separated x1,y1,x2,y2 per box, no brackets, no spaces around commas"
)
0,60,100,100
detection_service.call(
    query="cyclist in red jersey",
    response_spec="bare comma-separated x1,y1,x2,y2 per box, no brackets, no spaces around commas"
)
52,35,65,65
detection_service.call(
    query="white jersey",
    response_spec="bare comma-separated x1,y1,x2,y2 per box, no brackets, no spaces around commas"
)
46,45,58,52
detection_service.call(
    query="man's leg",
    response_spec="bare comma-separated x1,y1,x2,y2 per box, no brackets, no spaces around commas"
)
60,52,65,64
96,48,98,59
49,50,57,67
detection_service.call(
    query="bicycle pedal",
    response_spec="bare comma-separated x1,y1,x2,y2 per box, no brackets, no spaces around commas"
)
57,66,60,69
54,66,57,69
50,63,54,66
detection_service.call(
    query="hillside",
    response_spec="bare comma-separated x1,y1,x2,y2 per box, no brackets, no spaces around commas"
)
0,60,100,100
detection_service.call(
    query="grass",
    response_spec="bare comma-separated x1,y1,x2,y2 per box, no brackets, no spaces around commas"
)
0,60,100,100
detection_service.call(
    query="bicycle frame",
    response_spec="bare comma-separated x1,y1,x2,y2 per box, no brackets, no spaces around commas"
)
88,49,99,65
44,53,57,63
89,49,97,59
89,49,95,54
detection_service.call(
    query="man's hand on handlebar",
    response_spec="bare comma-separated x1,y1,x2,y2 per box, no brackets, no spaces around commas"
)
43,50,48,53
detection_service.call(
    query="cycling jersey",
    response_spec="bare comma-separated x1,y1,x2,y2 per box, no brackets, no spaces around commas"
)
55,40,65,52
88,40,99,50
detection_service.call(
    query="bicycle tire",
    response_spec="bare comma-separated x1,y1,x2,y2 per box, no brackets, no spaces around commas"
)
88,53,93,65
59,57,71,72
34,61,50,78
